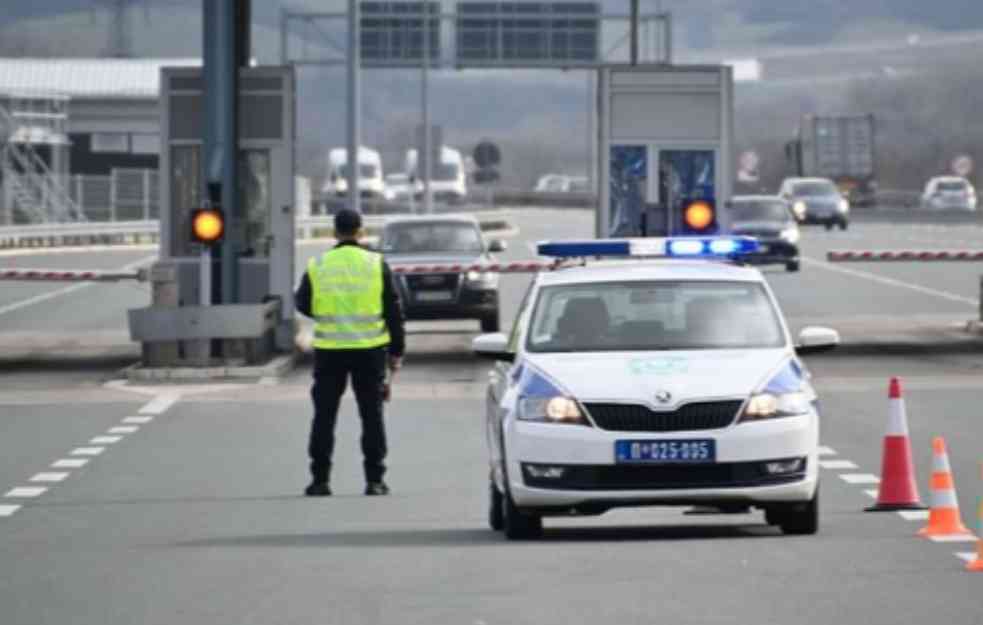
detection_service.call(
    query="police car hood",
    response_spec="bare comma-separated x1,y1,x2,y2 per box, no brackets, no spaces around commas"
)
522,349,791,404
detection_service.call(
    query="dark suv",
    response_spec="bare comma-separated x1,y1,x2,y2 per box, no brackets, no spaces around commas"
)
381,216,505,332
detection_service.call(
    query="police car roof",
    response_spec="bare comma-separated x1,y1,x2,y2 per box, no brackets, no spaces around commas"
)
536,258,765,287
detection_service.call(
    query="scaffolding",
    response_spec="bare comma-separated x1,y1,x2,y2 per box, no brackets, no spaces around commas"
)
0,94,84,224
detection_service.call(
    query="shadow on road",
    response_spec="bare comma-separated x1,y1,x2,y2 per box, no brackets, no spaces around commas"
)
173,522,779,550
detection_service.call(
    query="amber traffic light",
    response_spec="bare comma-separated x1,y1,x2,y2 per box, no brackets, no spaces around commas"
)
191,208,225,245
682,200,716,233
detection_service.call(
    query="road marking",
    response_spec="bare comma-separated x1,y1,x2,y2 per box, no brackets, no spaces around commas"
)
0,505,20,517
956,552,977,563
139,394,179,415
802,257,977,306
107,426,139,434
897,510,931,521
819,459,859,470
818,446,837,456
30,472,69,483
51,458,88,469
90,436,122,444
71,447,105,456
5,487,46,498
864,489,879,498
0,255,156,318
123,416,153,424
928,534,978,543
839,473,880,485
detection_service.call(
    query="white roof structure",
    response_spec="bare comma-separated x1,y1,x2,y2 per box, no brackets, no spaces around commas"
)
0,58,200,99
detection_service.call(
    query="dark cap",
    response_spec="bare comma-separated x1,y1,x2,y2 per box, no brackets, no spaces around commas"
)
334,208,363,237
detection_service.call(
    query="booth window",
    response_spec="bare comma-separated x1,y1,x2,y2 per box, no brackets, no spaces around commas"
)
91,132,130,153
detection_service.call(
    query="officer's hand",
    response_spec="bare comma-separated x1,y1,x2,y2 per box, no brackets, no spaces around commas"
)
389,356,403,372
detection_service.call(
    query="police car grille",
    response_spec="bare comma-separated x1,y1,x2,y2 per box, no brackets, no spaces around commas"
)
583,401,743,432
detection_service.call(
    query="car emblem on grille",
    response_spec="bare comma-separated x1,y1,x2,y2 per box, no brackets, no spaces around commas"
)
655,390,672,404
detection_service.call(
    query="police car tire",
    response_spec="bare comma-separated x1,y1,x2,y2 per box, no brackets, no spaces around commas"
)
489,482,505,531
481,314,500,333
503,491,542,540
777,488,819,535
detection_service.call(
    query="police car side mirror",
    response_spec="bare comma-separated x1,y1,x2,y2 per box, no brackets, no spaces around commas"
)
796,326,840,355
472,333,514,362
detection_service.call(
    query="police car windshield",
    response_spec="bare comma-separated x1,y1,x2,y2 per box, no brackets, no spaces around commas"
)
731,200,789,221
382,222,483,254
526,280,785,352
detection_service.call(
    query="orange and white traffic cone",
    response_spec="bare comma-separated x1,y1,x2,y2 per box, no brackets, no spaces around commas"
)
967,464,983,571
866,377,925,511
918,437,973,539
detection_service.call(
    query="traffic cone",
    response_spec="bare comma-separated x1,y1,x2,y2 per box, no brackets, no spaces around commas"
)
865,377,925,511
966,464,983,571
918,437,973,538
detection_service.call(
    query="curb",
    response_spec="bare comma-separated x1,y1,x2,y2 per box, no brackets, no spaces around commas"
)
124,353,296,382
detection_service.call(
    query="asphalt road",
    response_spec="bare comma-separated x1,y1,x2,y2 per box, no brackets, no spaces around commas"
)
1,210,982,624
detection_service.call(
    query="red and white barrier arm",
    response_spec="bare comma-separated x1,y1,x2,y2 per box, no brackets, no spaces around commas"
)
828,250,983,262
0,268,145,282
389,260,563,274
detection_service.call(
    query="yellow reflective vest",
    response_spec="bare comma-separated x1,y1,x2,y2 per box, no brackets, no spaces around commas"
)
308,245,390,350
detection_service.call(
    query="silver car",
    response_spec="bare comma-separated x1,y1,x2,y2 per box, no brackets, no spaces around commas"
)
920,176,977,211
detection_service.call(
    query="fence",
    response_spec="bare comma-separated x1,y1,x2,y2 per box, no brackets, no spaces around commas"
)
67,169,159,222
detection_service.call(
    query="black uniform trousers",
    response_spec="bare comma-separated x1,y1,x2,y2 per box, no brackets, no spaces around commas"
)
308,346,388,484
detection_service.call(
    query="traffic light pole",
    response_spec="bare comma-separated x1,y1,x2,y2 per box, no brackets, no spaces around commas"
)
347,0,362,214
200,247,212,307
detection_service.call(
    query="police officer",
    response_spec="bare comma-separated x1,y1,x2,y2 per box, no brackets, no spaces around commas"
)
295,208,405,496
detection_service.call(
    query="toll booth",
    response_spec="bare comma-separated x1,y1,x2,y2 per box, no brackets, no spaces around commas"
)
596,65,734,238
128,66,296,364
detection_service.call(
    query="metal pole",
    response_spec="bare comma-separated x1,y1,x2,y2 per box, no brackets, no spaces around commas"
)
422,1,433,214
630,0,639,65
663,12,673,64
347,0,361,213
280,8,288,65
200,247,212,306
587,70,596,195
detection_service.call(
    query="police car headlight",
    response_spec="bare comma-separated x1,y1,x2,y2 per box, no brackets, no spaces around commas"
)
739,391,810,422
779,227,800,244
517,396,587,425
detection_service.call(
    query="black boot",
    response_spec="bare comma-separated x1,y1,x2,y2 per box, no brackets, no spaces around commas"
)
364,481,390,496
304,481,332,497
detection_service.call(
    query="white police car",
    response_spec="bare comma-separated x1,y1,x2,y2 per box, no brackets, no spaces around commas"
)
472,237,839,539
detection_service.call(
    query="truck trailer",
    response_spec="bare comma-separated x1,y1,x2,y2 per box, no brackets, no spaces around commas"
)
785,114,876,207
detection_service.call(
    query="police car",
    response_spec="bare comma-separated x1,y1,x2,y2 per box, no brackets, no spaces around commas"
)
472,237,839,540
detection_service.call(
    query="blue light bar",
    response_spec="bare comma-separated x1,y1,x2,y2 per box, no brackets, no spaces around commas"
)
537,237,759,259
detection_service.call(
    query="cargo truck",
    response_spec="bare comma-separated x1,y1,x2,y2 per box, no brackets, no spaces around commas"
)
785,114,877,207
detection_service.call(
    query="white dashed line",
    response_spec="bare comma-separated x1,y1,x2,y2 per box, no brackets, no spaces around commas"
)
928,534,978,543
138,394,179,415
863,489,879,499
5,487,47,498
818,446,837,456
107,426,139,434
90,436,122,444
52,458,89,469
123,416,153,424
0,505,21,517
897,510,931,522
71,447,105,456
839,473,881,485
30,472,69,483
956,552,977,563
819,459,859,470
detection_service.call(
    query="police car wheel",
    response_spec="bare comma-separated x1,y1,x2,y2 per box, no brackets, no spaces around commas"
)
489,482,505,531
503,491,542,540
480,314,500,333
774,488,819,535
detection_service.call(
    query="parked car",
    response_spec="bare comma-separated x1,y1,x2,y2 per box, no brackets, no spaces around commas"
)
920,176,977,211
727,195,801,272
322,146,386,199
778,177,850,230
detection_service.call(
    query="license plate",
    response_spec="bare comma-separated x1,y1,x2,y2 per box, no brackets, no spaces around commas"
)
615,439,716,464
415,290,453,302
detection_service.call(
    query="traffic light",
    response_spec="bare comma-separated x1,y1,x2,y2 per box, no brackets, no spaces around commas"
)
190,207,225,245
680,199,717,234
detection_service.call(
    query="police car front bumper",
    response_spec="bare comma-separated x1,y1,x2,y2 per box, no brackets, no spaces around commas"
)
505,414,818,511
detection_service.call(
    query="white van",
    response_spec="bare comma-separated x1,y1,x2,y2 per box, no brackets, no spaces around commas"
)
322,146,386,199
404,146,468,202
